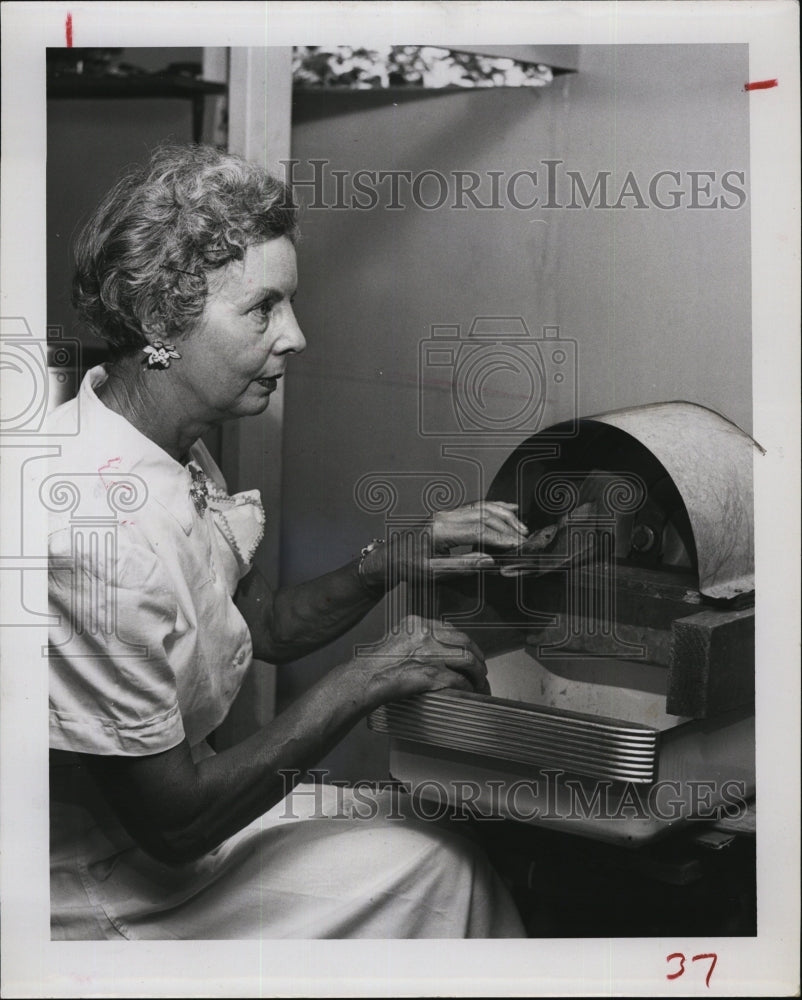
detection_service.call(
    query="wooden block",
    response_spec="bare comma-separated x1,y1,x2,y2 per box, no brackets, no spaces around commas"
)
667,608,755,717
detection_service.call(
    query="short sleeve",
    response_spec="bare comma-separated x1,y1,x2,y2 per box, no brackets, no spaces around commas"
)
48,527,185,756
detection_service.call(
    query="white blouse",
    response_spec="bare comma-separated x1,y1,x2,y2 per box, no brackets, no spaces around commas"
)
47,365,265,755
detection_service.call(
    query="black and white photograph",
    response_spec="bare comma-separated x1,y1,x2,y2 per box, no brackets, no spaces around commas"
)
1,2,799,996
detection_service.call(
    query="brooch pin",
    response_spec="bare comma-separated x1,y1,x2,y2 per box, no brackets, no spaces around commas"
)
189,464,209,516
142,340,182,370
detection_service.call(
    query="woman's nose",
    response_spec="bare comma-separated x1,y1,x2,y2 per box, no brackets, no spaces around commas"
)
278,309,307,355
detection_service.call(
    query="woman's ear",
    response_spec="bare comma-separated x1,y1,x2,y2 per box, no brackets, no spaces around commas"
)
140,314,167,342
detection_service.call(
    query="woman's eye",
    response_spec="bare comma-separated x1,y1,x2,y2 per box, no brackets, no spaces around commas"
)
253,299,274,321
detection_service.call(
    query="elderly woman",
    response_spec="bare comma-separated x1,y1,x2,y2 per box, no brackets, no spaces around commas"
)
47,144,529,940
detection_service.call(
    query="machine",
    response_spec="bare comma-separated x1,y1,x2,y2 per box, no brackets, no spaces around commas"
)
369,402,758,848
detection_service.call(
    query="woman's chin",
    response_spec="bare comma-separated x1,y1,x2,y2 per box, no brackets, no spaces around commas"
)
238,387,274,417
241,395,271,416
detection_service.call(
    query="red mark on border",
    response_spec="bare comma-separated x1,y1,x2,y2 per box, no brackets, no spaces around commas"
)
65,13,73,47
666,953,686,980
744,78,778,91
666,951,718,989
692,953,718,990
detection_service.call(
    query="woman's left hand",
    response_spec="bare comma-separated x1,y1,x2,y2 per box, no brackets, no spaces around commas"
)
431,500,529,554
361,501,529,585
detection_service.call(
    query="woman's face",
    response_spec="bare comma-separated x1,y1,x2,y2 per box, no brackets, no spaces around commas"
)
174,237,305,422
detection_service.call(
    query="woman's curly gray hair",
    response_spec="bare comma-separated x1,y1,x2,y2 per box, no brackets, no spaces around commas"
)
72,144,299,355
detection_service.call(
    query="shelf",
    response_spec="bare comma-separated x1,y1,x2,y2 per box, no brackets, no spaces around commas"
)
47,75,226,101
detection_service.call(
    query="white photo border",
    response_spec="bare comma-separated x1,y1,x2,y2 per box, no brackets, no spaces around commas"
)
1,1,799,996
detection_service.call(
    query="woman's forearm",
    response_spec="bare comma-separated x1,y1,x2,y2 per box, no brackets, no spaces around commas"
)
160,659,377,861
237,552,387,663
238,503,530,664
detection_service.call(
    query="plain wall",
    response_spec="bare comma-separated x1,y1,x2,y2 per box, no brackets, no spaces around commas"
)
280,44,752,783
46,49,207,348
47,98,195,347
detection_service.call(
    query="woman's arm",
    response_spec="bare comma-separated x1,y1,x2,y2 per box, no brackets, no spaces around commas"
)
235,557,384,664
237,501,528,663
82,617,488,864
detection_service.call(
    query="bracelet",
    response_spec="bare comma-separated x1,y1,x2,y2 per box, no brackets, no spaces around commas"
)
357,538,386,595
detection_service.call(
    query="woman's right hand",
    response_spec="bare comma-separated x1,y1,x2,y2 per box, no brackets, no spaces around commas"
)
352,614,489,709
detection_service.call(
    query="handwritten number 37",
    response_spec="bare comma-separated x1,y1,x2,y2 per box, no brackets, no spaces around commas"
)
666,952,717,988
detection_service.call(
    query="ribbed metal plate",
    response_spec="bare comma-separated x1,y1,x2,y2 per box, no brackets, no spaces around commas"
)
368,690,659,783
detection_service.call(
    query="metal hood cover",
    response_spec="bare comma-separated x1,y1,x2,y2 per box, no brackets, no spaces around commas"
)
585,402,759,601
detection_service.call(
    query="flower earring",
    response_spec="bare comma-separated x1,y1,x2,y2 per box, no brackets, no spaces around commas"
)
142,340,181,370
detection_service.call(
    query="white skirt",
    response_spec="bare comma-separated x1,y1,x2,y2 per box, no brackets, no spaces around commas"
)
51,779,525,940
